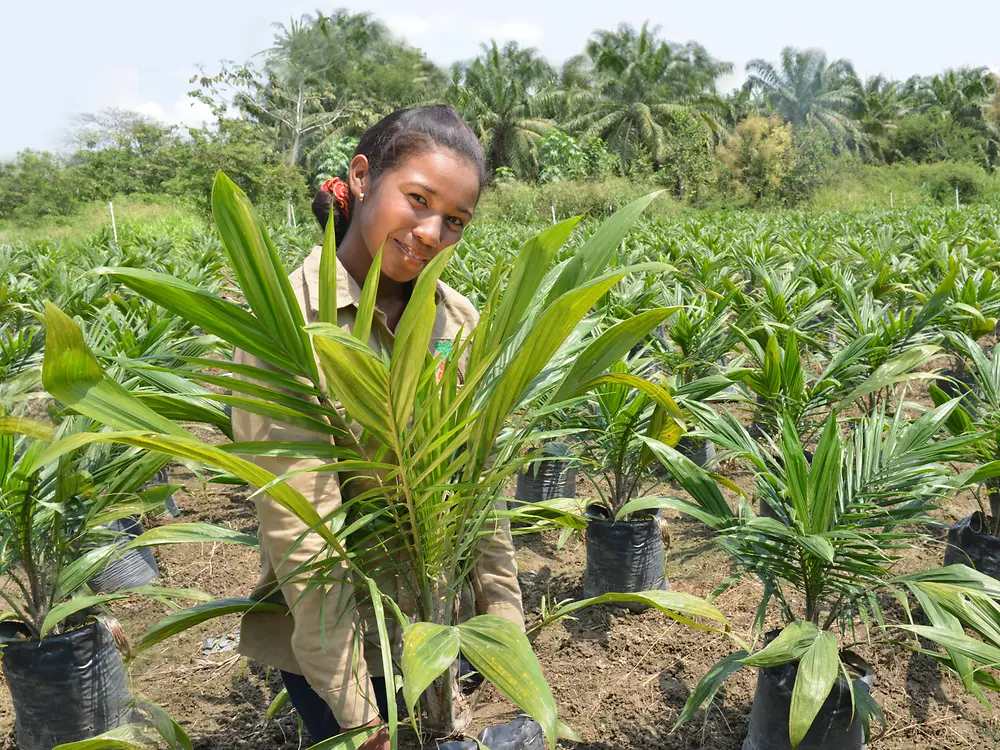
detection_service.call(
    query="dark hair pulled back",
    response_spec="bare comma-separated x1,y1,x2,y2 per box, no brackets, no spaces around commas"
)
312,104,485,246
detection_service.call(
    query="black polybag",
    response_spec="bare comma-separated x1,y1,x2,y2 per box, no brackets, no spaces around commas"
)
88,516,159,593
743,649,873,750
2,620,133,750
583,508,666,600
944,511,1000,579
514,443,576,504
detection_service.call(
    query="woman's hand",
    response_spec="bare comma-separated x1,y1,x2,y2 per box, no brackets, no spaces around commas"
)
356,718,390,750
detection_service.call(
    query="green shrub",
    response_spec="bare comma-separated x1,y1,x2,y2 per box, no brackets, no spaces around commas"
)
312,136,360,184
809,161,999,211
476,177,683,223
538,130,588,182
919,161,991,205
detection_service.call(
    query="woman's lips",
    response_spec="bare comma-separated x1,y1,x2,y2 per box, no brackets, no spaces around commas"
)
395,239,428,266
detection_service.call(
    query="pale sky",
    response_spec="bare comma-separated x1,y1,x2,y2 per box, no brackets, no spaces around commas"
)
4,0,1000,158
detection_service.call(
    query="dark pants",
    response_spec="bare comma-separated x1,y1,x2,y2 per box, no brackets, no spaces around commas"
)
281,657,482,742
280,671,389,742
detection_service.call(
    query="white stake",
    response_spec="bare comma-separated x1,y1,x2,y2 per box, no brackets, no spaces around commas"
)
551,202,556,225
956,187,960,210
109,201,119,247
890,191,894,209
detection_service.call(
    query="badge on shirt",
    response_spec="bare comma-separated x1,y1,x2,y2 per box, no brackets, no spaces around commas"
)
434,341,453,382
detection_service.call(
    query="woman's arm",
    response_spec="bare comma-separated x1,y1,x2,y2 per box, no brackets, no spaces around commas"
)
232,347,380,729
470,498,525,629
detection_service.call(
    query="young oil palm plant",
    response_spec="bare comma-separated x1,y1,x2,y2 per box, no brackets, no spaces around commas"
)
931,332,1000,536
651,285,739,386
38,173,727,749
729,327,938,444
568,358,685,520
653,401,1000,749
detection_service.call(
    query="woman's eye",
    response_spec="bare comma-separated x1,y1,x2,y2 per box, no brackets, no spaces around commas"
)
447,217,464,229
410,193,427,206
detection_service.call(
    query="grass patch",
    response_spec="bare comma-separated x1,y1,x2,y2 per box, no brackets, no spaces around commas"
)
0,195,205,244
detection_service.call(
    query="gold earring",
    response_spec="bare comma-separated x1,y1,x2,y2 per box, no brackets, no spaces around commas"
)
359,192,365,203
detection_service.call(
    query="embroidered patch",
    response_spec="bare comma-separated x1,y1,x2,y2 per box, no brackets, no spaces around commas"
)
434,341,452,383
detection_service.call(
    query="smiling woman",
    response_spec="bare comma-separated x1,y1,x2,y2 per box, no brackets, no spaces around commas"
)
234,105,507,750
312,105,486,331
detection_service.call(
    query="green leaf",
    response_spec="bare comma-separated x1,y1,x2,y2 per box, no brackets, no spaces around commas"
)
0,416,54,442
897,624,1000,668
125,522,259,551
485,216,582,355
544,192,662,308
53,725,149,749
672,650,748,730
139,700,194,750
928,384,975,436
852,679,885,741
135,598,287,654
807,413,843,534
615,495,682,522
53,544,119,600
390,246,454,429
779,414,810,529
305,726,383,750
741,622,821,668
42,588,212,637
96,267,300,373
549,307,680,404
265,688,290,721
319,210,338,324
401,621,460,718
838,345,941,408
42,303,188,437
353,246,382,345
540,590,727,630
797,534,835,563
211,171,315,380
366,580,397,747
789,630,839,749
640,437,734,523
313,329,393,445
473,273,630,460
457,615,558,749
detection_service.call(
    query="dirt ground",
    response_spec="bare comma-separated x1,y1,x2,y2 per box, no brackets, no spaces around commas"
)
3,413,1000,750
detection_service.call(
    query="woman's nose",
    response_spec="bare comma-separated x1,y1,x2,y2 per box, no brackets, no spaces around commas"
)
412,215,442,249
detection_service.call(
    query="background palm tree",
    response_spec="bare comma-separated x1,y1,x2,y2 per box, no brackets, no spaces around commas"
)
908,67,995,127
563,23,731,171
744,47,859,143
849,74,908,162
449,41,555,179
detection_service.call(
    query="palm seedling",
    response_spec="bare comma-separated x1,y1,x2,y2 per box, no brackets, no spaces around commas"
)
727,326,936,445
38,174,728,749
654,401,1000,748
931,333,1000,537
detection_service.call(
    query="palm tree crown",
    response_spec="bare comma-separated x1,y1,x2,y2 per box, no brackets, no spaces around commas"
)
745,47,859,142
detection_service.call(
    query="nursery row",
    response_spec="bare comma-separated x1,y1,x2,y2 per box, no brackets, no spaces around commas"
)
4,189,1000,749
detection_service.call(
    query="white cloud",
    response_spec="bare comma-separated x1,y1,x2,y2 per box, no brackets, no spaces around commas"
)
386,15,544,47
90,64,212,129
471,20,544,46
385,13,433,38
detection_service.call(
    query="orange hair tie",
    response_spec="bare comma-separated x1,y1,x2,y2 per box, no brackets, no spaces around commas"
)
320,177,352,219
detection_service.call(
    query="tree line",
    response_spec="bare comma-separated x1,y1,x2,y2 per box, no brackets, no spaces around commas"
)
3,10,1000,224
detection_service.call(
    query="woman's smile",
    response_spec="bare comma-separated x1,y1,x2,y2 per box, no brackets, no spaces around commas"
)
394,238,430,268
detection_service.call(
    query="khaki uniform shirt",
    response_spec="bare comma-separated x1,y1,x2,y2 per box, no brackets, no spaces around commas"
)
231,246,524,729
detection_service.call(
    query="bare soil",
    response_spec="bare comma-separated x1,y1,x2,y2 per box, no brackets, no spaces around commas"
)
2,412,1000,749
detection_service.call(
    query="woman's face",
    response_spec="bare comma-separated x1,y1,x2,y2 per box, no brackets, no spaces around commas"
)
349,149,480,284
